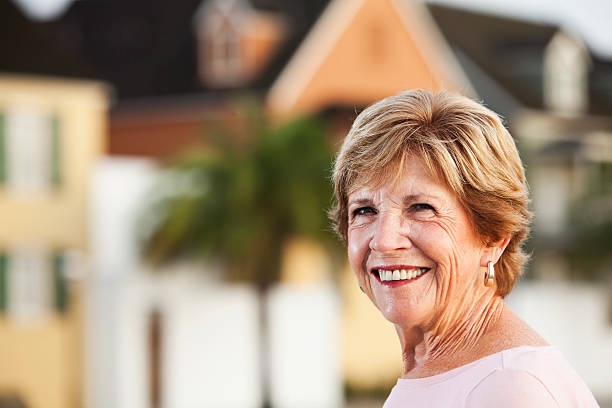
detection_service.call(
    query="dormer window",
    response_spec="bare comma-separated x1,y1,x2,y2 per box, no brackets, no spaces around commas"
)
194,0,286,89
201,9,244,87
544,30,591,115
210,22,242,84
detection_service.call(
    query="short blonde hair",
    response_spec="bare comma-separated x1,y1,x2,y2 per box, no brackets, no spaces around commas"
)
330,90,531,297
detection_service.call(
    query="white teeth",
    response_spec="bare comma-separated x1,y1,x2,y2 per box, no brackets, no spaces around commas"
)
377,268,428,282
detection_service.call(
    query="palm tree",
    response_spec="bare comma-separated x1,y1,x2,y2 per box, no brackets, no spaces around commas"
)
138,100,341,289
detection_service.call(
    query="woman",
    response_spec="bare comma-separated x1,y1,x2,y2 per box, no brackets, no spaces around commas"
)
331,90,599,407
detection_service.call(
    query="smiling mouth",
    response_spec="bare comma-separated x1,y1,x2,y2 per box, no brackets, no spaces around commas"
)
371,267,431,285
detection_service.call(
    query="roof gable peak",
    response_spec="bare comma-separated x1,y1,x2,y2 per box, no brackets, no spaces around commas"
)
268,0,474,115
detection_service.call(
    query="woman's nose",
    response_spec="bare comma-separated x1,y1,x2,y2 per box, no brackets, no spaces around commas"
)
369,211,412,252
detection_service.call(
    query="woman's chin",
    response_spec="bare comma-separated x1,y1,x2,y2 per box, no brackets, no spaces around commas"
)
371,281,435,326
377,300,431,326
380,309,410,325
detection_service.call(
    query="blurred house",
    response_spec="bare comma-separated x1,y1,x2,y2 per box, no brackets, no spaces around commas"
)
0,75,108,408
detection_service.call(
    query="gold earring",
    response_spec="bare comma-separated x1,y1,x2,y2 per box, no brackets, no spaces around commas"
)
484,261,495,287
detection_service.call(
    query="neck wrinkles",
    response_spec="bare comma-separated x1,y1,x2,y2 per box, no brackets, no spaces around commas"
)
397,288,504,378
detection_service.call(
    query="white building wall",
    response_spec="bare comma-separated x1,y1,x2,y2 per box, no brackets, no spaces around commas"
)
161,279,262,408
86,158,264,408
267,283,343,408
86,158,157,408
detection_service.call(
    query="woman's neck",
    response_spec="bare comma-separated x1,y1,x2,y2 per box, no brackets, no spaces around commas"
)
396,290,506,378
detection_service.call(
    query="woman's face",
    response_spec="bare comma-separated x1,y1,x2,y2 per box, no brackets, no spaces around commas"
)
346,154,487,328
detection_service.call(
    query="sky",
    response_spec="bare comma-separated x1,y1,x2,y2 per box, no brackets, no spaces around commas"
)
10,0,612,58
428,0,612,58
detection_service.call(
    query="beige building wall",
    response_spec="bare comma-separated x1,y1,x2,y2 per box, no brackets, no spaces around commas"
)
0,76,107,247
0,75,108,408
341,263,403,390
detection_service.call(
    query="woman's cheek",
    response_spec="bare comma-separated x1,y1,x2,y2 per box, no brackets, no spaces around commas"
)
410,221,439,257
412,221,453,294
347,229,369,277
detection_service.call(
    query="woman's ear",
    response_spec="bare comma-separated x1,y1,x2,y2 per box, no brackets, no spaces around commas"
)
480,236,511,267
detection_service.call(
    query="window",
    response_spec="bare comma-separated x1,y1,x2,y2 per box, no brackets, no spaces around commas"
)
0,107,62,194
0,249,70,320
209,26,242,84
544,31,590,115
197,6,245,88
9,249,52,321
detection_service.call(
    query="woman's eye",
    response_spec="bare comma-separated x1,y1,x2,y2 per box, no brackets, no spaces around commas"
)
412,203,435,212
352,206,376,217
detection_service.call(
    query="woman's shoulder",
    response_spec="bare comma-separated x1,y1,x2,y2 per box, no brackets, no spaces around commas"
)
465,365,558,407
466,346,599,408
385,346,598,408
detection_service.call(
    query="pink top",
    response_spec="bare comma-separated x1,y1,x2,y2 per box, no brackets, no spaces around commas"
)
383,346,599,408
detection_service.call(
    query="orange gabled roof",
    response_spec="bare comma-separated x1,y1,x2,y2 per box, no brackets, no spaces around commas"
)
267,0,475,116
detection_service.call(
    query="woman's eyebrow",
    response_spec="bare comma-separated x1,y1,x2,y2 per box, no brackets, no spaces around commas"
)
402,193,440,204
348,198,373,207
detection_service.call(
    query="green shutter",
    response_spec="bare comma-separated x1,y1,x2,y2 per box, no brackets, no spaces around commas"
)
50,114,61,188
53,252,68,314
0,253,8,312
601,162,612,196
0,112,6,184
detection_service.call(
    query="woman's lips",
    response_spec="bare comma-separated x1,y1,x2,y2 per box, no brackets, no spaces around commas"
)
370,266,431,287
